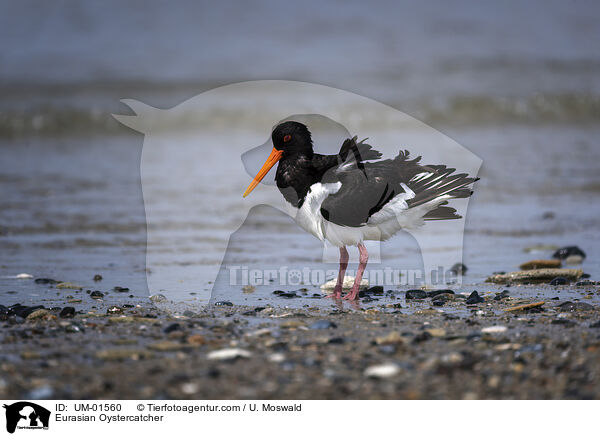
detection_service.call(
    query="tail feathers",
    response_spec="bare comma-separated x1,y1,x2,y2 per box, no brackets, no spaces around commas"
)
423,204,462,220
407,164,478,212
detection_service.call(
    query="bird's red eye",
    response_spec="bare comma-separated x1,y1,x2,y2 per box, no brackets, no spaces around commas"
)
283,134,292,143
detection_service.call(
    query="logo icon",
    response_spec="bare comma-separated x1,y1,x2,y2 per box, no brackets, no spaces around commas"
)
3,402,50,434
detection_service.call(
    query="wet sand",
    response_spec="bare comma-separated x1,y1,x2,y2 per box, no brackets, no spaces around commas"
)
2,283,600,400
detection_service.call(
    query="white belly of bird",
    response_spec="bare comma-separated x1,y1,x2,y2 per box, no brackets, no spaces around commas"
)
286,182,450,247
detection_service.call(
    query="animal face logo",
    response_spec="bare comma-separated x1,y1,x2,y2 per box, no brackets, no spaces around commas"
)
3,402,50,433
113,80,481,310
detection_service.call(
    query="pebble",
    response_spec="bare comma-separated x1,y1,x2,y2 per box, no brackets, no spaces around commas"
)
552,246,586,260
26,309,50,320
493,290,510,301
164,323,182,333
466,291,484,304
207,348,252,361
187,335,206,345
551,319,577,327
450,263,467,275
268,353,286,363
106,306,123,314
365,286,384,295
90,291,104,299
504,301,545,312
113,286,130,293
9,304,45,318
406,290,427,300
520,259,561,270
59,307,75,318
364,363,400,378
309,320,337,330
34,278,59,285
214,301,233,306
431,294,450,306
425,328,446,337
550,277,567,286
558,301,593,312
96,349,154,361
65,323,81,333
320,276,368,291
147,341,188,352
93,274,103,281
481,325,508,334
57,282,82,290
242,285,255,294
375,331,405,345
14,273,33,279
149,294,167,303
427,289,455,298
277,292,301,299
565,255,584,265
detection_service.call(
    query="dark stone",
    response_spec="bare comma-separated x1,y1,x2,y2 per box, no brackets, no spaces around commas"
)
59,307,75,318
309,320,337,330
552,319,577,327
558,301,593,312
93,274,103,281
575,280,595,286
123,304,135,308
362,296,375,303
278,292,301,299
494,290,510,301
413,331,432,343
450,263,468,275
9,304,45,318
589,321,600,328
164,323,182,333
542,211,555,220
550,277,568,286
466,291,484,304
432,294,450,306
581,273,591,279
34,278,58,285
552,246,586,260
214,301,233,306
427,289,455,298
273,290,285,295
90,290,104,299
254,307,266,312
365,286,384,295
406,290,427,300
328,337,344,344
0,305,8,315
113,286,130,293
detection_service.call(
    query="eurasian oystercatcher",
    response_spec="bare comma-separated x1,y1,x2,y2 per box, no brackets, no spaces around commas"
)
243,121,478,300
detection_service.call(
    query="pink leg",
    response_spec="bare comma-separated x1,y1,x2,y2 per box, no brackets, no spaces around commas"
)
327,247,349,299
343,243,368,300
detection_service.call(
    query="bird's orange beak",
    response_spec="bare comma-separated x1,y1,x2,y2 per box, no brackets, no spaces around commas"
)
243,147,284,197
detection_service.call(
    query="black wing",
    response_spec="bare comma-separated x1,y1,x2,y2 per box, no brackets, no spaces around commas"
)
320,147,478,227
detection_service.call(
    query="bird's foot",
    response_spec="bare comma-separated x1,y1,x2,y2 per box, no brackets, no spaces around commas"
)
326,285,343,299
342,288,360,301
